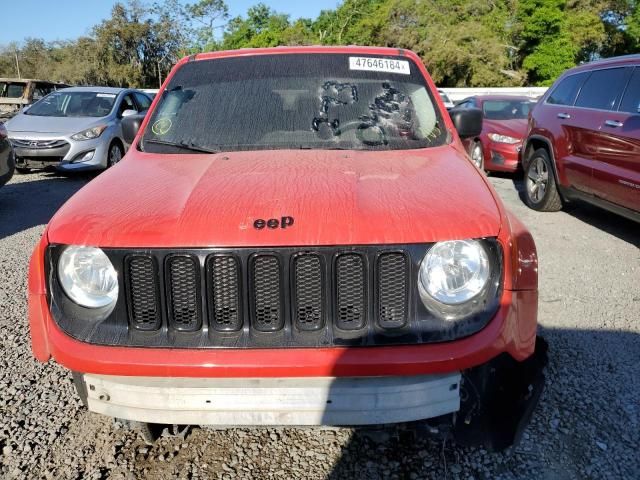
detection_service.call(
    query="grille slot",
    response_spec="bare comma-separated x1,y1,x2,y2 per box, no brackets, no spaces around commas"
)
335,254,366,330
207,255,242,331
126,256,161,330
251,255,283,332
377,253,408,328
167,256,201,331
293,254,324,331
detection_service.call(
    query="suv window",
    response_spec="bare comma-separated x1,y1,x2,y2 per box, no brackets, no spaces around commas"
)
134,92,152,110
619,68,640,114
575,68,630,111
547,72,588,106
33,83,54,101
141,54,447,153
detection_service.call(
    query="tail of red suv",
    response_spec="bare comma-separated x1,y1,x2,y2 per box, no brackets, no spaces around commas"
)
523,55,640,221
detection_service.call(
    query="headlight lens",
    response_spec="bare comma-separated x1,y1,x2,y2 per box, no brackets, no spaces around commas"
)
58,246,118,308
487,133,519,144
419,240,490,306
71,125,107,141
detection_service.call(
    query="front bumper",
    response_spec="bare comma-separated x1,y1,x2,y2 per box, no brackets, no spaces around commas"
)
82,372,461,426
484,141,522,172
11,135,110,171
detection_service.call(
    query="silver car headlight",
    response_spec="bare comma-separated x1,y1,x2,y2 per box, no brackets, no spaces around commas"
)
71,125,107,141
418,240,492,317
57,246,118,308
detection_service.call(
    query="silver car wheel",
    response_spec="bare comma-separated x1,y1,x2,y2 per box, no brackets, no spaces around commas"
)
108,143,123,167
526,157,549,204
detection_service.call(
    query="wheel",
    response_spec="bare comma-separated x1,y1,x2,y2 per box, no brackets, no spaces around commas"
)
107,141,124,168
469,141,484,170
15,167,31,174
524,148,562,211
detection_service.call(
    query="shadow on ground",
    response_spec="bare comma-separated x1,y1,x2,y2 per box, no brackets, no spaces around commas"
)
509,177,639,247
326,326,639,479
0,172,90,240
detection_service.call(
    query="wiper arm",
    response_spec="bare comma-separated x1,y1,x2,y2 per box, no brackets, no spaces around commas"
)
143,138,220,154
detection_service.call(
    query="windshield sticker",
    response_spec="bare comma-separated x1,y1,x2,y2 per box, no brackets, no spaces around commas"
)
96,93,117,98
151,117,172,135
349,57,410,75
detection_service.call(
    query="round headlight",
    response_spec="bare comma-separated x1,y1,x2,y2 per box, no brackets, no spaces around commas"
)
419,240,490,306
58,246,118,308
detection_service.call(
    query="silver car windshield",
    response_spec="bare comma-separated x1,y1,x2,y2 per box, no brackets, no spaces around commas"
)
26,91,117,118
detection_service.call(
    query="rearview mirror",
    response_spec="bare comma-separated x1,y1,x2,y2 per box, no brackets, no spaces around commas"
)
448,107,483,138
121,113,146,144
121,109,138,118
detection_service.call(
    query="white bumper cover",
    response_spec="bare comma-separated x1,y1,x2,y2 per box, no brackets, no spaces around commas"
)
84,373,461,426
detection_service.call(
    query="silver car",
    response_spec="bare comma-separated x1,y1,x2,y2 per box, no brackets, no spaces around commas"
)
5,86,152,172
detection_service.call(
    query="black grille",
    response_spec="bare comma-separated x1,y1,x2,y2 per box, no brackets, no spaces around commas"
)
207,255,242,331
126,256,160,330
52,242,503,349
167,256,201,331
335,254,366,330
251,255,283,332
377,253,408,328
293,254,324,331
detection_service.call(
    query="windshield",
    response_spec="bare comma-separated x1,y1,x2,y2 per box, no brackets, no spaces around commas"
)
0,82,26,99
439,92,451,104
141,54,446,154
482,100,532,120
26,91,117,117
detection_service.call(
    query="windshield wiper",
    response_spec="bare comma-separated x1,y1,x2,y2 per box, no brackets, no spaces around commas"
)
143,138,220,154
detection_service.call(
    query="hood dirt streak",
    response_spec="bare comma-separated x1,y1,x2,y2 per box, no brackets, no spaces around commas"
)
47,147,502,248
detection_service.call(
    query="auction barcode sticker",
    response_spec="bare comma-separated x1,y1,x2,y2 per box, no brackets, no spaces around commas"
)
349,57,410,75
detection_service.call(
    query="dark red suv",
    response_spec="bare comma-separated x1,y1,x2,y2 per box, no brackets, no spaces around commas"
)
522,55,640,221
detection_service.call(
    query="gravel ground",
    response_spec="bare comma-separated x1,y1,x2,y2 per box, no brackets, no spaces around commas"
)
0,170,638,480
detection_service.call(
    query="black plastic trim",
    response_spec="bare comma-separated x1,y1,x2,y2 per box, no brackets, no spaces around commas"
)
47,241,504,349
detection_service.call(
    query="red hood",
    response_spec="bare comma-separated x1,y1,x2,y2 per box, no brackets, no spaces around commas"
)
47,147,503,248
483,118,528,140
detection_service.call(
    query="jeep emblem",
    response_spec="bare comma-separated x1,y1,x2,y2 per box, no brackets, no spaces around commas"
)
254,216,294,230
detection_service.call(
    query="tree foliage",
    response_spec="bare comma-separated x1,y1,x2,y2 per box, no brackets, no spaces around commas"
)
1,0,639,88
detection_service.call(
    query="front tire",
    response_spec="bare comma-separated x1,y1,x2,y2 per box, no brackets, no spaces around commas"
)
107,141,124,168
524,148,562,211
469,141,484,170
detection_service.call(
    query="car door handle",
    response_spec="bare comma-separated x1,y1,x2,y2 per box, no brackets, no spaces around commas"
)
557,112,571,119
604,119,623,128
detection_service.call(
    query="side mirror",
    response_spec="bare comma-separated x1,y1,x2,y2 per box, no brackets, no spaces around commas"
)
121,109,138,118
449,107,483,138
121,113,146,144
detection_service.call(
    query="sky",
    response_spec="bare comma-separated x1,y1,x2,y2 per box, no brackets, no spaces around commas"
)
0,0,340,45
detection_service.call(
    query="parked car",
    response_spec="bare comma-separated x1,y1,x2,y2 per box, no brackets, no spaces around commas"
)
141,88,159,100
0,122,15,187
523,55,640,221
438,89,455,110
28,46,546,450
0,78,69,122
5,87,152,173
456,95,535,173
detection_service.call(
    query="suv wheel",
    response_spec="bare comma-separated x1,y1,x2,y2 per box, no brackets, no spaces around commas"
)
524,148,562,211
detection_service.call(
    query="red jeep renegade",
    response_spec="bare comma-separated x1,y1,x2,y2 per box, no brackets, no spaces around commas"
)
523,55,640,221
28,47,546,449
